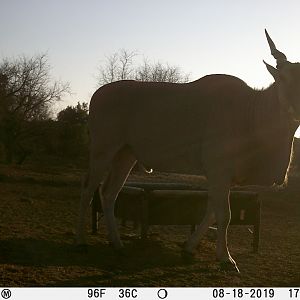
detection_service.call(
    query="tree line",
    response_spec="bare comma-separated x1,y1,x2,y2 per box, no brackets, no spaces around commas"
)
1,51,299,170
0,50,189,166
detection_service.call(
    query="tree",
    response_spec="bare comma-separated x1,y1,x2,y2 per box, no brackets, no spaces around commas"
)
57,102,88,124
98,50,136,85
135,60,190,83
56,102,89,161
97,49,190,86
0,53,69,163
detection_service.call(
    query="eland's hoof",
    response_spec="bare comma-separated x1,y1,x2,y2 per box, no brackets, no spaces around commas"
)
75,244,88,253
219,260,240,273
113,246,126,257
109,242,126,256
181,249,195,263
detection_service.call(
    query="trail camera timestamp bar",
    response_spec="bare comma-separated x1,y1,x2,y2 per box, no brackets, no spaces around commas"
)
1,287,299,299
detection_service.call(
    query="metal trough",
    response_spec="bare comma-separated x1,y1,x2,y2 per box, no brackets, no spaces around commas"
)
92,182,261,252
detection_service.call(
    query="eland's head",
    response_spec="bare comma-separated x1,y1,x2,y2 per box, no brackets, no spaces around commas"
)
264,29,300,122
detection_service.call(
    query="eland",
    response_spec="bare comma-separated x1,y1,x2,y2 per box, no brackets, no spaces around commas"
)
76,30,300,272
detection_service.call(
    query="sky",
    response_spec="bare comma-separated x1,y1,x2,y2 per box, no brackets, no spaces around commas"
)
1,0,300,135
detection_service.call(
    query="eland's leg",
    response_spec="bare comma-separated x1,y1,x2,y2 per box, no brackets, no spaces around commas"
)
209,181,239,272
100,146,137,249
76,154,113,246
183,200,215,253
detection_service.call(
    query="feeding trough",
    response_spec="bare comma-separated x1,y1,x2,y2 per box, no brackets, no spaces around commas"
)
92,182,261,252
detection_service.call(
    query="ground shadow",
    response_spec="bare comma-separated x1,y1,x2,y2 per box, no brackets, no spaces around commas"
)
0,237,188,272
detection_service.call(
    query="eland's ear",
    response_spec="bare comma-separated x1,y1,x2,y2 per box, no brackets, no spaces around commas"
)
263,60,279,80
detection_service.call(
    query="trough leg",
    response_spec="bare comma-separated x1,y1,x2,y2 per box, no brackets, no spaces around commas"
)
91,199,98,234
140,195,149,239
190,225,196,234
91,189,101,234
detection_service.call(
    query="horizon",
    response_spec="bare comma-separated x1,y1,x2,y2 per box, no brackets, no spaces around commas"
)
1,0,300,136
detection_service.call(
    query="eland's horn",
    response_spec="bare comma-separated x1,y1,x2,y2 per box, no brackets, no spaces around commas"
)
265,29,287,67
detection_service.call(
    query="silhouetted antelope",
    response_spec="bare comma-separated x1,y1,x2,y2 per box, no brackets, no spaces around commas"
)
76,30,299,272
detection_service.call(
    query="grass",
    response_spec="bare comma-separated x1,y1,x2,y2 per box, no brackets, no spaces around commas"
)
0,163,299,286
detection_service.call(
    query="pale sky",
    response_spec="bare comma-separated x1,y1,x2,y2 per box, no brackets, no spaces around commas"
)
1,0,300,135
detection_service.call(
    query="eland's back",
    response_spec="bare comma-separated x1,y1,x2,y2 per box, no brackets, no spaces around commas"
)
89,74,256,175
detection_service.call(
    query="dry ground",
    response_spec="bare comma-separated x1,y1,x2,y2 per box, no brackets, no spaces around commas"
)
0,163,299,287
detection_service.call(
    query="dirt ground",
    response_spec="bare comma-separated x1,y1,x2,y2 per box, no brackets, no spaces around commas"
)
0,163,299,287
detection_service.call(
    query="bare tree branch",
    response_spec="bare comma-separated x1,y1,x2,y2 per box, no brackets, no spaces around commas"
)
97,49,190,86
0,53,70,163
0,53,70,120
